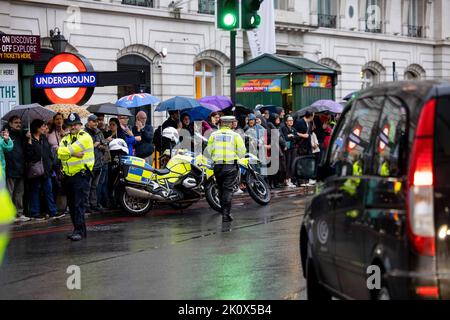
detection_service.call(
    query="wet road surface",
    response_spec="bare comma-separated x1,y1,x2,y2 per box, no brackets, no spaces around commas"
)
0,190,308,300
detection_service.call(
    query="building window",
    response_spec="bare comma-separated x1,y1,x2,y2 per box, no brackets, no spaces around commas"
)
121,0,154,8
318,0,337,28
117,54,152,120
408,0,424,37
117,55,151,97
361,69,378,88
274,0,288,10
195,61,217,99
366,0,383,33
199,0,215,14
404,71,419,80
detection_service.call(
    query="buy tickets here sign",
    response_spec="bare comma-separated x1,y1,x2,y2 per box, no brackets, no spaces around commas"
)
0,34,41,61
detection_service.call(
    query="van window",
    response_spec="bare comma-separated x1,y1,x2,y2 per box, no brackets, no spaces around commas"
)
372,96,408,177
435,95,450,187
329,97,382,177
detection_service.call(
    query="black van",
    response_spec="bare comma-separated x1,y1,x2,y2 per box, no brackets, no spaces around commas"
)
298,81,450,300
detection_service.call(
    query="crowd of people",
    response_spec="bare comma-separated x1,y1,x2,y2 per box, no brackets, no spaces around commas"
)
1,111,155,223
157,107,337,189
0,104,337,223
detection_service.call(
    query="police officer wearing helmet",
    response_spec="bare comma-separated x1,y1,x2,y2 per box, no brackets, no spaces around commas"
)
58,113,94,241
206,115,246,222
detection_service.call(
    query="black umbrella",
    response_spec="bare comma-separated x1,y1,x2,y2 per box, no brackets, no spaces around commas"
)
256,105,281,114
2,103,56,129
223,104,252,117
87,103,133,117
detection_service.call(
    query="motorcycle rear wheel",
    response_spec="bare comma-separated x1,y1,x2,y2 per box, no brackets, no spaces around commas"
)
119,189,152,216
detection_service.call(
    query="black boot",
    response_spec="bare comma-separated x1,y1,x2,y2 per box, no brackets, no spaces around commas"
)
222,214,233,222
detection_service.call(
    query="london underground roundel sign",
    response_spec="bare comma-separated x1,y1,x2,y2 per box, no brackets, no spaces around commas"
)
43,53,94,105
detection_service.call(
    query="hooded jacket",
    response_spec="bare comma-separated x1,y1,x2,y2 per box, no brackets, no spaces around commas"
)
3,125,25,179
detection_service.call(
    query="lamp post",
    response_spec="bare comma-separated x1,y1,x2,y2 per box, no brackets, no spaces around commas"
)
49,27,68,54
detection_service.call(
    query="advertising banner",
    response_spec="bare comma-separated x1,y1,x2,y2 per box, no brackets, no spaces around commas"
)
304,74,333,89
0,34,41,61
0,64,20,117
246,0,276,58
237,78,282,93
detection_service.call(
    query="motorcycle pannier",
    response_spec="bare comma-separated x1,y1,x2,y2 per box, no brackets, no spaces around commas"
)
122,156,154,185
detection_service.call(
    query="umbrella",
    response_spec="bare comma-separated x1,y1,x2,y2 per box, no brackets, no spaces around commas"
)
87,103,133,117
257,105,282,115
46,104,90,119
2,103,56,128
156,96,202,112
222,104,252,117
116,93,160,109
198,96,232,110
343,91,359,101
294,105,322,118
311,100,344,114
184,103,220,121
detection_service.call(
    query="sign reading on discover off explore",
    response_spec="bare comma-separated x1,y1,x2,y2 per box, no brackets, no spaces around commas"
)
34,53,95,105
0,34,41,61
0,64,20,117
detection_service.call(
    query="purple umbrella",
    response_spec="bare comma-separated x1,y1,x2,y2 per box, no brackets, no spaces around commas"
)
198,96,232,110
310,100,344,114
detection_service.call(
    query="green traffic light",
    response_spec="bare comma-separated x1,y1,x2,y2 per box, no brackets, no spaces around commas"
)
250,14,261,27
223,12,237,27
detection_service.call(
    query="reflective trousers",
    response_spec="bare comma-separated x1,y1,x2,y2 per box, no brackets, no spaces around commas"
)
214,164,239,216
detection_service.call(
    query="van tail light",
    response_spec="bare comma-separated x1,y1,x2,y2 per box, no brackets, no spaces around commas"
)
415,286,439,298
407,99,436,257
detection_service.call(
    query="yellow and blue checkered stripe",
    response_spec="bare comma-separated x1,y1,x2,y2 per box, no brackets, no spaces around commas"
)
123,156,154,184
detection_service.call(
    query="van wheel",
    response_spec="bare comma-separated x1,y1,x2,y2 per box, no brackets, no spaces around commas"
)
306,258,331,300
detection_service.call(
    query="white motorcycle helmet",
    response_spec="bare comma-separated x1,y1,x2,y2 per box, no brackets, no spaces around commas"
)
109,138,129,154
162,127,179,144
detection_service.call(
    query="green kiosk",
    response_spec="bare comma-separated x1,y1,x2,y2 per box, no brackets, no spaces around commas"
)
236,54,339,112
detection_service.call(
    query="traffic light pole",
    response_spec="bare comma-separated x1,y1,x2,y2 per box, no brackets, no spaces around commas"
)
230,30,237,107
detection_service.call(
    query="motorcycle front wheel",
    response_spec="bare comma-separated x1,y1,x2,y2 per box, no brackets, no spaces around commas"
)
205,180,222,213
119,189,152,216
246,174,271,205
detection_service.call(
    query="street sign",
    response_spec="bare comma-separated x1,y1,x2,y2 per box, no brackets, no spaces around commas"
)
0,34,40,61
34,72,97,89
42,53,94,105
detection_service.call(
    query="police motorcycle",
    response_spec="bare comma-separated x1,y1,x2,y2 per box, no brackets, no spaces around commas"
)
203,153,271,213
186,128,272,212
109,129,215,216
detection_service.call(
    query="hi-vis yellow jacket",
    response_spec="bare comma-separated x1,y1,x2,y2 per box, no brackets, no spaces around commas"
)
0,168,16,265
207,127,246,164
58,130,95,176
